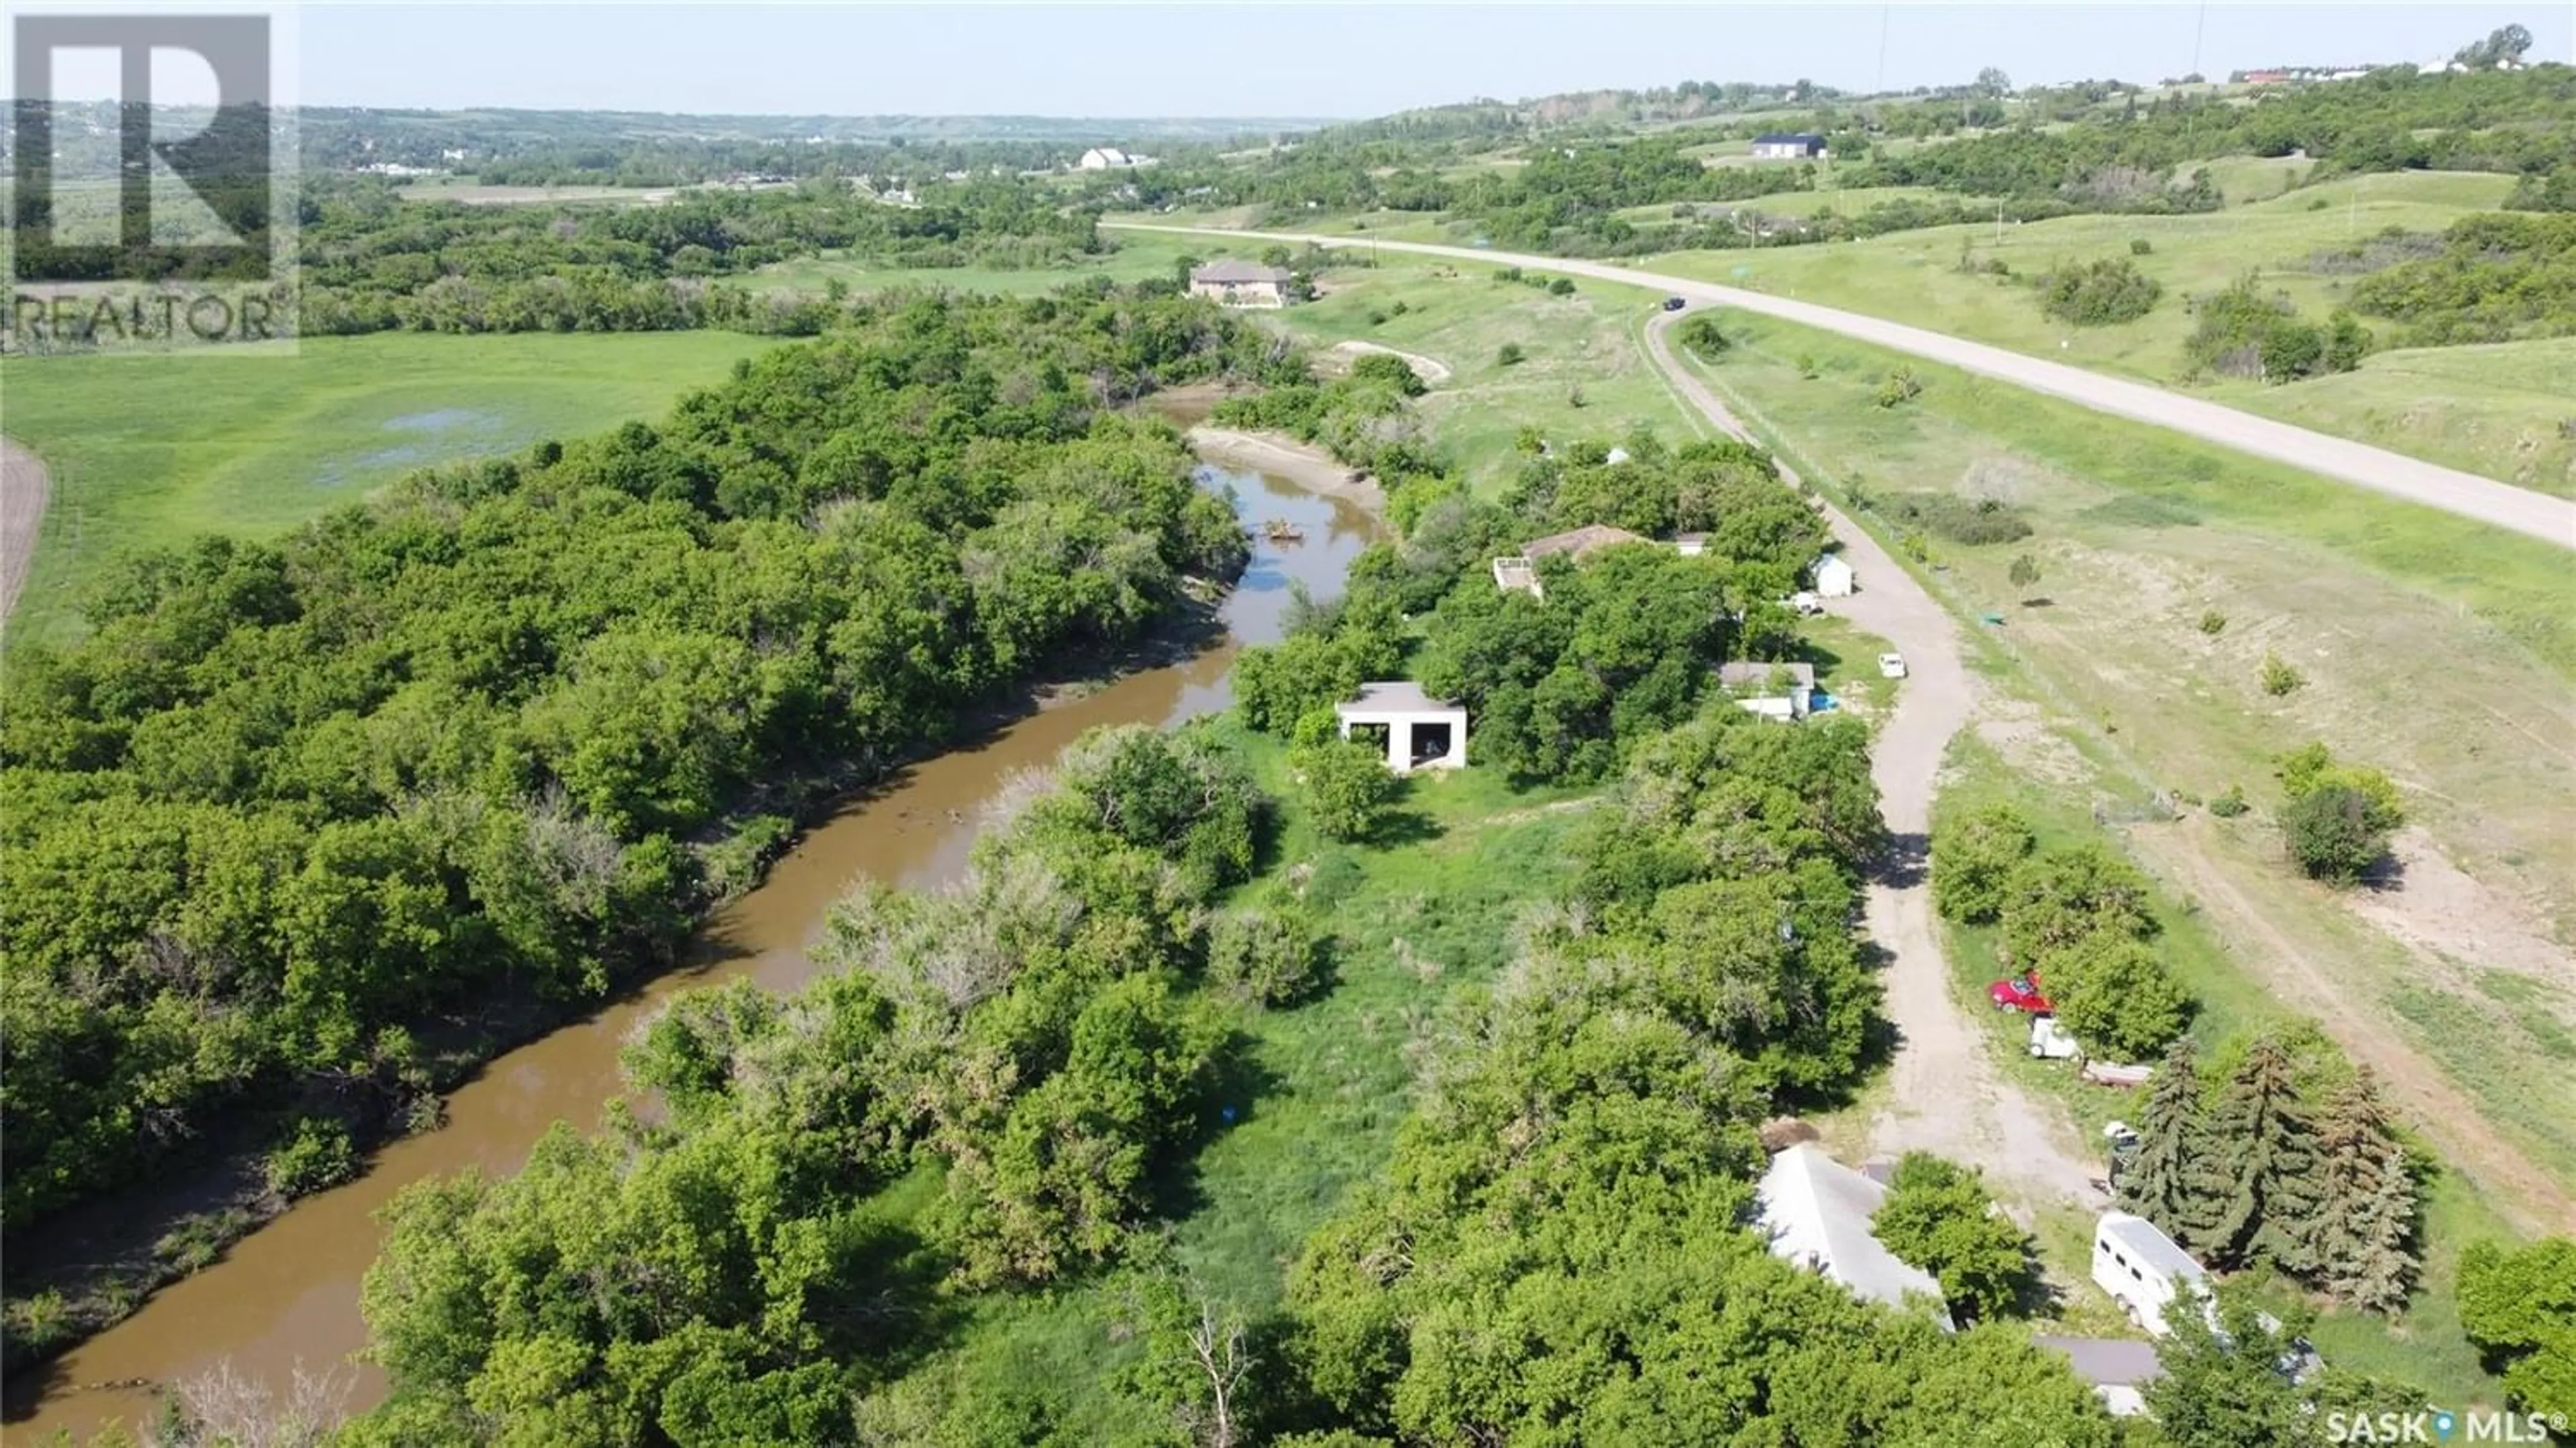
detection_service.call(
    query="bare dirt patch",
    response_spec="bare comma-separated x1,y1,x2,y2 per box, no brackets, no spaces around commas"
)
2349,827,2575,988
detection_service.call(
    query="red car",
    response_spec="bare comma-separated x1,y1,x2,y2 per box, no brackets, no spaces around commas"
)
1988,972,2053,1014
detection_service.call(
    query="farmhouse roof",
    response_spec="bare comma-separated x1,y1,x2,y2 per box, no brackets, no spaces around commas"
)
1718,661,1817,691
1756,1144,1949,1318
1754,132,1827,146
1191,259,1291,284
1334,680,1458,715
1520,523,1649,560
2098,1212,2208,1284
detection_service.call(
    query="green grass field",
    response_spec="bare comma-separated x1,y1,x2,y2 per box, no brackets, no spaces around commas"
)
1,331,774,645
1250,255,1703,487
1629,169,2549,485
2214,337,2576,497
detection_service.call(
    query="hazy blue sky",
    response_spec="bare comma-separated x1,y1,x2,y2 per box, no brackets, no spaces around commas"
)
282,4,2565,117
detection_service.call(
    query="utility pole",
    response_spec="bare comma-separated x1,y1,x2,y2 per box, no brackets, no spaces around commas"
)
1996,195,2005,244
2190,1,2208,81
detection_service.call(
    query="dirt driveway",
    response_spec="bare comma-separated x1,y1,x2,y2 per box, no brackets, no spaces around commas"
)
1641,313,2107,1211
3,437,48,625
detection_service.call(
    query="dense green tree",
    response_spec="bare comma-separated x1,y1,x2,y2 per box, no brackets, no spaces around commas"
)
1999,842,2157,970
2043,932,2192,1061
1870,1154,2037,1323
1292,736,1403,844
1929,803,2036,924
2459,1237,2576,1418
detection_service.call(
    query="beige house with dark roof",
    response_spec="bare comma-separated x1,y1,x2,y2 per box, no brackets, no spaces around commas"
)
1189,260,1293,308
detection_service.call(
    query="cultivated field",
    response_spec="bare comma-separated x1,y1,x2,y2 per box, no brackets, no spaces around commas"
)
0,331,773,645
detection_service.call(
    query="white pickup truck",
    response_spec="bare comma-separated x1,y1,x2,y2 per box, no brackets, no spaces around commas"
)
1878,652,1909,679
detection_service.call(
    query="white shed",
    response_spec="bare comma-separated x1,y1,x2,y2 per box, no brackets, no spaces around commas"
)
1813,553,1856,598
1756,1144,1954,1327
2092,1211,2210,1337
1334,682,1467,774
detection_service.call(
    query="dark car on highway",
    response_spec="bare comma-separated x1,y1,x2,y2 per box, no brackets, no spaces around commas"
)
1662,296,1688,311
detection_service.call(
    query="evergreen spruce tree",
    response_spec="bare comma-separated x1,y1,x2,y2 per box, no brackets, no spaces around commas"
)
2309,1072,2418,1312
2122,1039,2222,1244
2205,1037,2323,1273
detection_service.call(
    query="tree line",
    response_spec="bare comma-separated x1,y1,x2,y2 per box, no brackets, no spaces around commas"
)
0,288,1277,1308
292,176,1108,337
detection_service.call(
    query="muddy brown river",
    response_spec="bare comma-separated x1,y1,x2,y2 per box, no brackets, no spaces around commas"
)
8,450,1377,1441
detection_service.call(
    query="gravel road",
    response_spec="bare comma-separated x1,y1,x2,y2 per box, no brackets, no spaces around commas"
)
1117,223,2576,550
1635,313,2108,1210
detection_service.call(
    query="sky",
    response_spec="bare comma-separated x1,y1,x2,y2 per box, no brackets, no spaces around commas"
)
29,2,2576,117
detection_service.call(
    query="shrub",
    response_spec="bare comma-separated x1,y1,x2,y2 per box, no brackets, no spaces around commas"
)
1366,308,1389,327
1678,313,1730,355
1496,342,1525,366
2040,257,2163,326
1931,804,2037,924
1206,905,1328,1006
1567,385,1588,409
2260,653,2303,696
2130,238,2155,256
2284,784,2390,884
2007,554,2042,592
263,1117,357,1199
2186,276,2359,383
1795,354,1820,379
2198,609,2227,635
2208,784,2249,818
1878,491,2033,546
1292,736,1401,843
1348,352,1428,397
1492,266,1523,283
1546,276,1576,297
1388,299,1411,317
1876,367,1924,407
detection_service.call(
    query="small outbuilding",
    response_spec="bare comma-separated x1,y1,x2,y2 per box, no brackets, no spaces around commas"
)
1188,259,1293,309
1718,660,1818,721
1334,681,1467,774
1077,146,1134,170
1757,1143,1954,1328
2034,1335,2165,1418
1751,132,1829,160
2092,1211,2210,1337
1813,553,1856,598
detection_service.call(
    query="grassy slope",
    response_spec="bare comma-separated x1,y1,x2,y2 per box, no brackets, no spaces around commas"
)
1626,169,2570,490
1,331,774,646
